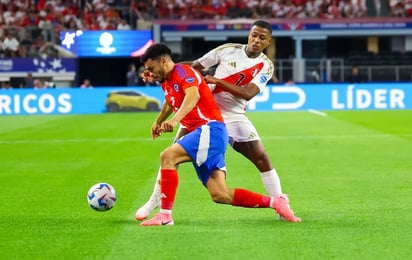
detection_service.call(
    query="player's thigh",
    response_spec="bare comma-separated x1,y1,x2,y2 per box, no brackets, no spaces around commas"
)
160,143,192,167
233,139,265,157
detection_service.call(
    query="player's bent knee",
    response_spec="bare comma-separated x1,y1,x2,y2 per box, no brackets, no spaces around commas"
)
160,150,175,168
210,192,232,204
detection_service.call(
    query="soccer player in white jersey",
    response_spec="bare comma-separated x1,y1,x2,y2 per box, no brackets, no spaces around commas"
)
136,20,301,222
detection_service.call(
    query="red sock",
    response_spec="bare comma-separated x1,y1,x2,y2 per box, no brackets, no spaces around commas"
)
232,188,271,208
160,169,179,210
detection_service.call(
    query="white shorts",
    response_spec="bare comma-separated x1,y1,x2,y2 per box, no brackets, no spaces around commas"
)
225,119,261,146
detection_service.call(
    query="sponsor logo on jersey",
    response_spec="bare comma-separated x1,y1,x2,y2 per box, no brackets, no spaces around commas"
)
173,84,179,92
185,77,195,83
260,75,267,83
252,69,258,77
228,62,236,68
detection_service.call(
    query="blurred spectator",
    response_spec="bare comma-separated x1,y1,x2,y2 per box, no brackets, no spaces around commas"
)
406,0,412,17
390,0,405,17
23,73,34,88
0,38,4,58
353,0,367,17
88,17,102,30
20,31,34,57
33,78,47,89
284,0,299,18
130,0,154,21
294,0,308,18
24,9,41,27
340,0,355,18
272,0,287,18
117,19,131,30
306,0,321,18
94,0,110,12
54,0,67,15
310,65,322,82
80,78,93,88
319,0,332,18
33,34,46,53
348,66,363,83
38,11,54,41
116,0,132,22
257,0,273,17
126,64,138,86
326,0,342,19
1,81,13,89
3,3,17,25
3,31,23,57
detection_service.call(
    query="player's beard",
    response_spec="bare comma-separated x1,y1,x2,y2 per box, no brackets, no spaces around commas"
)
155,69,166,83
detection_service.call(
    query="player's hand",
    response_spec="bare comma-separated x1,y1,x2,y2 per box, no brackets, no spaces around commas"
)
140,70,155,83
159,119,178,133
204,75,219,84
151,122,163,140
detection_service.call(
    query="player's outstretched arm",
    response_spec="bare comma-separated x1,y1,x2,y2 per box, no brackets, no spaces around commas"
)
179,60,209,76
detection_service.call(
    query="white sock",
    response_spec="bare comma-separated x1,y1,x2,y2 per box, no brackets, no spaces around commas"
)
261,169,282,197
149,168,161,202
160,209,172,215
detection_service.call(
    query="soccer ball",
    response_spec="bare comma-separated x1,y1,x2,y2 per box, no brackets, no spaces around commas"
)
87,183,117,211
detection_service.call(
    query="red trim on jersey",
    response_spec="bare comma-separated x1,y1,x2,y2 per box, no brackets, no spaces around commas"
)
213,62,264,93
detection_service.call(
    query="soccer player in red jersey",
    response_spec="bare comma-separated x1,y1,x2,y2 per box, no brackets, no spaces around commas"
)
139,43,300,226
137,20,301,223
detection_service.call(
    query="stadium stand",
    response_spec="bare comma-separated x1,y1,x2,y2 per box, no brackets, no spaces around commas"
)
1,0,411,58
0,0,411,85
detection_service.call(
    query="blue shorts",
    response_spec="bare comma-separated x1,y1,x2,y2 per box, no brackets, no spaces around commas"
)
176,121,228,186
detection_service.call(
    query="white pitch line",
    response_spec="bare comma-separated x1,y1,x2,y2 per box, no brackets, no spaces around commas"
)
308,109,328,117
1,134,412,144
264,134,412,140
0,137,160,144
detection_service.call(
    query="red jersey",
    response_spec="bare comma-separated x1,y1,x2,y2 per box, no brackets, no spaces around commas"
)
161,64,224,132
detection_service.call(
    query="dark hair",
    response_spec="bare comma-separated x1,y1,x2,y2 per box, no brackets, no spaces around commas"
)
140,43,172,63
251,20,272,35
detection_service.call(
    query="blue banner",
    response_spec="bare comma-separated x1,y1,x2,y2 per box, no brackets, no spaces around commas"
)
0,87,162,115
59,30,153,57
304,21,412,30
248,83,412,111
0,83,411,116
158,20,412,32
0,58,76,73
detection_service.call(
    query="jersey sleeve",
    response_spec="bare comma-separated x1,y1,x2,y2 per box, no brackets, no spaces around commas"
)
197,43,239,69
250,58,275,93
197,48,220,69
178,66,204,92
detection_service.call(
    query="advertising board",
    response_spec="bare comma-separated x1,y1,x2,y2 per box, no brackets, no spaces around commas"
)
0,83,410,116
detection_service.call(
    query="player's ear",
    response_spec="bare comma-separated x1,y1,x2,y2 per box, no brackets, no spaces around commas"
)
161,56,168,65
266,35,272,45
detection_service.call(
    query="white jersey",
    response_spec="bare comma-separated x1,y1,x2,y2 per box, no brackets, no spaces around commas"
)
197,43,274,122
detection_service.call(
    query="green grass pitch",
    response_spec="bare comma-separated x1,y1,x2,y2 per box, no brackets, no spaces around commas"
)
1,110,411,259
